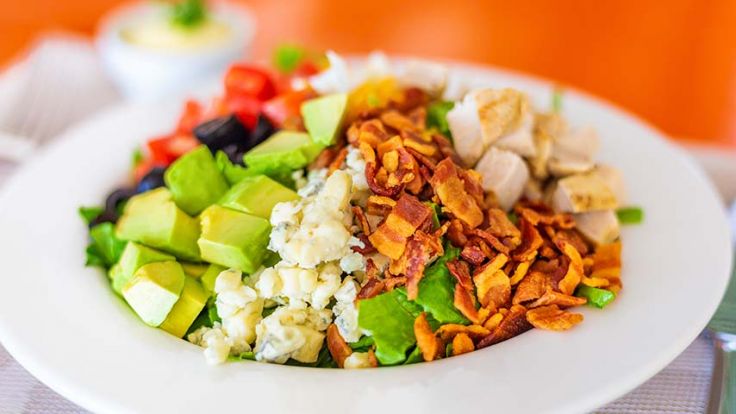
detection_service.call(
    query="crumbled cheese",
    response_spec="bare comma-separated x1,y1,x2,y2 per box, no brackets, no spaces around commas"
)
345,146,369,193
188,323,231,365
254,306,332,364
269,170,355,269
343,352,373,369
256,261,344,310
332,277,362,342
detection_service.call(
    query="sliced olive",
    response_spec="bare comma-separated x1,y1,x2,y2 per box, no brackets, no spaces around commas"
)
137,167,166,193
194,115,249,152
251,115,275,147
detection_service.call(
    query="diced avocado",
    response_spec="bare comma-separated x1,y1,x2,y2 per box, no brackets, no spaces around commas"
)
108,264,123,281
200,264,226,293
112,242,175,294
159,276,209,338
198,205,271,273
164,145,230,216
219,175,299,219
301,93,348,146
116,188,201,261
181,262,209,279
243,131,323,175
122,261,186,327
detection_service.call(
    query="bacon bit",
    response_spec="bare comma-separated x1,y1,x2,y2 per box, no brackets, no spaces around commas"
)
369,194,431,260
487,208,522,242
581,275,610,288
367,349,379,367
404,233,434,300
526,305,584,331
511,218,544,261
389,87,429,113
483,312,505,331
359,141,377,164
477,304,532,348
429,158,484,228
393,147,419,185
508,260,531,286
309,147,338,170
431,133,461,165
366,195,396,216
355,119,389,147
528,289,587,308
406,146,438,171
475,239,496,260
376,135,404,158
433,221,450,239
539,240,559,259
384,276,407,290
346,123,360,145
381,110,419,133
326,324,353,368
512,271,551,305
447,259,473,290
470,228,510,254
366,161,402,197
356,278,385,301
447,219,469,247
557,242,583,295
461,245,486,266
352,206,372,235
458,168,486,208
474,266,511,310
407,106,427,130
382,150,399,172
553,229,590,257
516,205,576,229
436,324,491,342
405,168,425,195
454,285,480,323
403,137,437,157
590,242,622,293
352,233,377,255
452,333,475,356
327,146,349,175
364,258,379,279
414,313,443,361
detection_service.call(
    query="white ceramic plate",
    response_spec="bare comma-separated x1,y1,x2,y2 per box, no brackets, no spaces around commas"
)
0,62,731,414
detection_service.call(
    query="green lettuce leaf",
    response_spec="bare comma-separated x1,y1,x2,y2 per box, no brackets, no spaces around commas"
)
86,223,126,268
427,101,455,140
403,346,423,365
349,335,375,352
358,288,426,365
415,245,470,325
78,206,103,225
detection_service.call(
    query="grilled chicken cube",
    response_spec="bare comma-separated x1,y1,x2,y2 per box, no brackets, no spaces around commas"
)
475,147,530,211
552,172,618,213
594,165,627,205
530,112,565,179
548,126,599,177
447,93,485,166
574,210,620,245
494,112,536,158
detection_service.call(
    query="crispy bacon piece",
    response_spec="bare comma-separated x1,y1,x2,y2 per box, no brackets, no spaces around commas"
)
528,289,587,308
389,87,429,113
351,119,389,147
511,218,544,261
366,195,396,216
381,110,420,133
414,313,443,361
436,324,491,342
452,333,475,356
508,260,531,286
356,278,385,301
327,146,349,175
447,219,469,247
384,276,407,290
512,271,551,305
404,233,434,300
368,194,431,260
407,106,428,130
469,228,510,254
557,242,584,295
352,233,376,255
581,275,610,288
483,312,504,331
590,242,622,293
473,255,511,310
310,147,339,170
461,245,486,266
552,229,590,257
516,204,575,229
431,133,461,165
366,161,402,197
326,324,353,368
526,305,584,331
429,158,484,228
447,259,473,290
364,258,379,279
458,168,486,208
367,349,379,367
477,304,532,348
352,206,372,235
453,285,480,324
487,208,522,242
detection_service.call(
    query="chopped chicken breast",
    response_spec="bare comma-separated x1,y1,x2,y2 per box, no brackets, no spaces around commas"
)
574,210,621,245
447,94,484,166
594,165,627,205
475,147,530,211
494,111,536,158
552,172,618,213
548,126,599,177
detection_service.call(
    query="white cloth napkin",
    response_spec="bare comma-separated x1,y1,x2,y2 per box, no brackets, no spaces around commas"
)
0,35,734,414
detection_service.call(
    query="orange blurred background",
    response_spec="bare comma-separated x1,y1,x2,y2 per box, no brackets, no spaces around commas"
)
2,0,736,147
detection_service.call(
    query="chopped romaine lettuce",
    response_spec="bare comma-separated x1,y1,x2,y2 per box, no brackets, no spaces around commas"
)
273,44,305,73
78,206,103,225
85,222,126,268
575,285,616,308
415,245,469,325
349,336,375,352
403,346,423,365
427,101,455,139
616,206,644,225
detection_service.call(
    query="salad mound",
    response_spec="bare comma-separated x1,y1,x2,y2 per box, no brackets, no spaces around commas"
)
80,47,640,368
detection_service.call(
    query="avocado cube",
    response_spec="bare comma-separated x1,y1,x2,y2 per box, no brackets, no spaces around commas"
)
116,188,201,261
122,261,186,327
301,93,348,146
180,262,209,279
219,175,299,219
112,242,175,294
159,276,209,338
164,145,230,216
198,205,271,273
243,131,324,175
200,264,226,293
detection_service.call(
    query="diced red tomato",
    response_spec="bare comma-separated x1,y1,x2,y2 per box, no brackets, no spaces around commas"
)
293,60,321,77
147,133,200,165
224,64,277,101
261,89,316,128
175,100,204,134
224,94,262,129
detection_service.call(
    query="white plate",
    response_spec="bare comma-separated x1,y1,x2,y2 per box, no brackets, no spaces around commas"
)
0,62,731,414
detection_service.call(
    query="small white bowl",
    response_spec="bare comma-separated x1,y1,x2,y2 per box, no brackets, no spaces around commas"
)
97,1,255,102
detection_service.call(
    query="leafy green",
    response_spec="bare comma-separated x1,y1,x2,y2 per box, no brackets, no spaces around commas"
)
507,211,519,226
170,0,207,28
131,148,144,168
207,304,221,324
551,88,564,112
85,223,126,268
349,336,375,352
445,342,453,357
273,44,305,73
616,206,644,225
427,101,455,139
78,206,103,225
424,202,441,231
403,346,423,365
415,245,469,325
261,306,277,318
358,288,425,365
575,285,616,309
229,351,256,362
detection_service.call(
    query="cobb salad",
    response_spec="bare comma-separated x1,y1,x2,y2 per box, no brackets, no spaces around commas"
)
80,47,642,368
